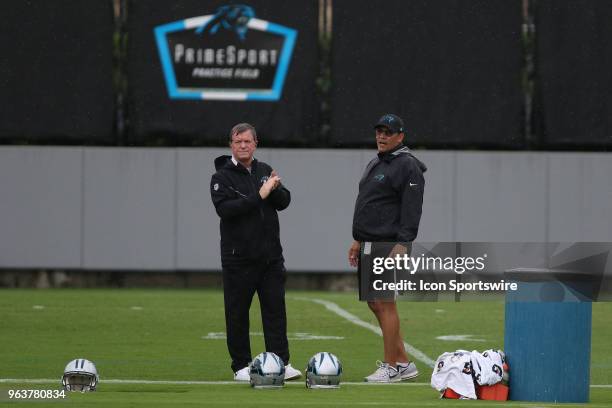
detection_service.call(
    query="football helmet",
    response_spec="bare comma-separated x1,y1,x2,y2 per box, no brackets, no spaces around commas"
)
306,352,342,389
249,352,285,388
61,358,99,392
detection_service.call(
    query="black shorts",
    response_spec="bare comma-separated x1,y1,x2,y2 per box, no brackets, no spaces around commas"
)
358,242,412,301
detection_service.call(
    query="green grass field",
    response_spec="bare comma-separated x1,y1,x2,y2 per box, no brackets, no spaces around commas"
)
0,289,611,407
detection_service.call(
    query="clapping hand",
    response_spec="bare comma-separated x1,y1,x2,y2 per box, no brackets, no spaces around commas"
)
259,171,281,199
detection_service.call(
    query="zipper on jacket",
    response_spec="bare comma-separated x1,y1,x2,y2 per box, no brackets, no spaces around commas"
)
249,173,265,222
251,170,267,256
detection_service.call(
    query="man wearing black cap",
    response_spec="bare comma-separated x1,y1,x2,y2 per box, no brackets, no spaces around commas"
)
348,114,427,383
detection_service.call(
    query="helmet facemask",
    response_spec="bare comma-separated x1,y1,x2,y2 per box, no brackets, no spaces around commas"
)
61,359,99,392
62,373,98,392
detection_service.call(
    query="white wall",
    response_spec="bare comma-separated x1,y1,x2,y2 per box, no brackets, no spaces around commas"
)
1,147,611,271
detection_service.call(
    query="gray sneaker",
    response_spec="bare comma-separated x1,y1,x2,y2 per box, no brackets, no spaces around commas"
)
364,361,401,383
396,361,419,381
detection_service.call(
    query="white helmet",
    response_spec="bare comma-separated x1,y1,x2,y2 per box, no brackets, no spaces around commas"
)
249,352,285,388
306,352,342,389
61,359,99,392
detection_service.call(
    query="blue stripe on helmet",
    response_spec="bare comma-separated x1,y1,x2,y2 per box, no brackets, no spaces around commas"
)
330,354,337,368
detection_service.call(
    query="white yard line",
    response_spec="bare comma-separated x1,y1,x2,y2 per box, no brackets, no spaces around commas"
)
293,297,436,368
1,378,610,388
0,378,427,386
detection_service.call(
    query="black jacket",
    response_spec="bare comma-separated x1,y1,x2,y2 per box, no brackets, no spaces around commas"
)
352,144,427,242
211,155,290,262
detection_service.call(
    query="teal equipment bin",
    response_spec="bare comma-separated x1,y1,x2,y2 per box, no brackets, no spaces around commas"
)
504,268,593,403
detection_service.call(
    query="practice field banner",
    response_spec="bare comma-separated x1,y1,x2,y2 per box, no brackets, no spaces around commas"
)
0,0,114,143
331,0,523,148
535,1,612,148
126,0,319,145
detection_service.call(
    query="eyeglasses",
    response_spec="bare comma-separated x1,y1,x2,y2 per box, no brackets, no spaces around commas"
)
375,128,397,137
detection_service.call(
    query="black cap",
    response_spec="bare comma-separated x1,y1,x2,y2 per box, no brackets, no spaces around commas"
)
374,113,404,134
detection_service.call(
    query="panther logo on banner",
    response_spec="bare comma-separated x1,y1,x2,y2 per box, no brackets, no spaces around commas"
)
154,4,297,101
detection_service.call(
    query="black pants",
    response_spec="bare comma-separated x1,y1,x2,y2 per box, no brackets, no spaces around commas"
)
222,258,289,372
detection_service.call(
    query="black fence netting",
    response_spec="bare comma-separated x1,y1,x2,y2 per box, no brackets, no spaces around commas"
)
125,0,319,146
2,0,611,150
534,0,612,148
330,0,523,148
0,0,115,143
